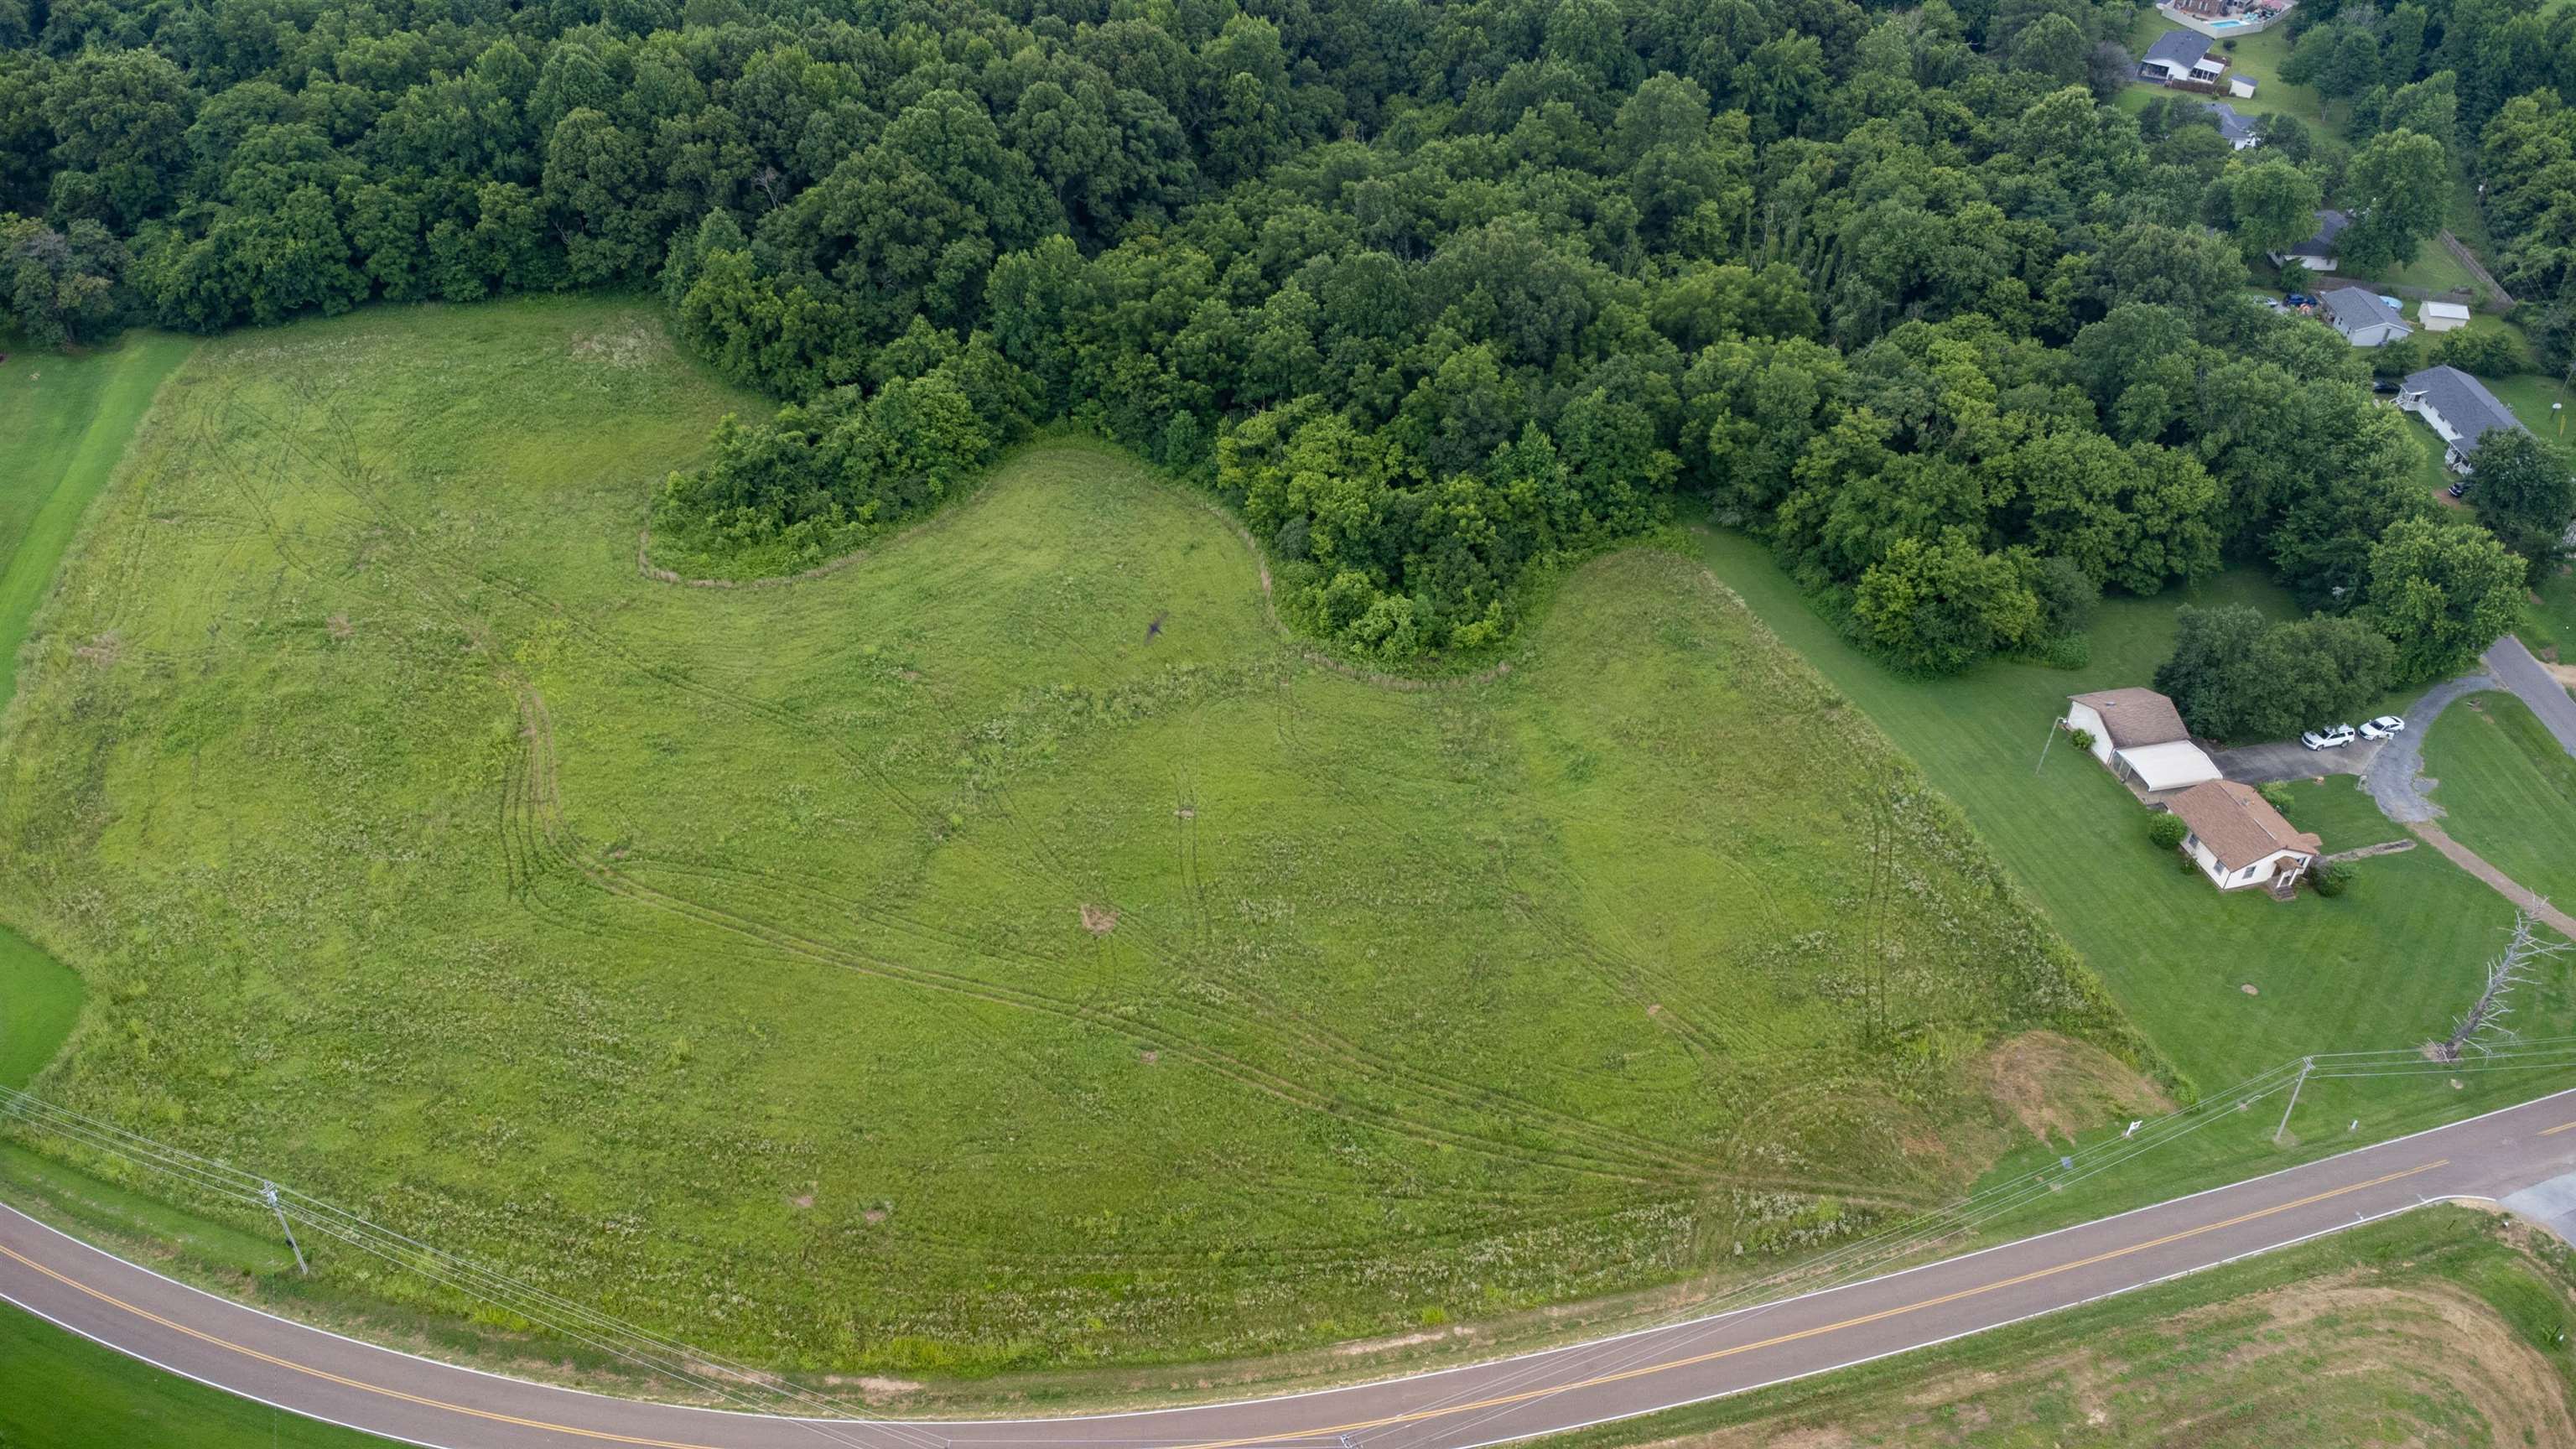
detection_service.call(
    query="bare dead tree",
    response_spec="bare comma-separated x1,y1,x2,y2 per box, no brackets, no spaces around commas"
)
2434,908,2568,1062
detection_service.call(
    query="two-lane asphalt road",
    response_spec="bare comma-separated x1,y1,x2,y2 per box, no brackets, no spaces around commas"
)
7,1087,2573,1449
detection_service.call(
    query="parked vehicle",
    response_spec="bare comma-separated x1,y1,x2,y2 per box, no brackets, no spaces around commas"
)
2301,724,2357,750
2449,480,2470,498
2360,715,2407,739
2371,378,2400,393
2286,293,2319,309
2257,296,2288,314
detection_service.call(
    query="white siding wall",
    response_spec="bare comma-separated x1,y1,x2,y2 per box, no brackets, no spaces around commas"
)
2065,703,2116,766
2181,838,2314,891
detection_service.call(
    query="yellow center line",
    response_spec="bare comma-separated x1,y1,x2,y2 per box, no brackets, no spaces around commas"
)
2541,1121,2576,1136
2,1158,2449,1449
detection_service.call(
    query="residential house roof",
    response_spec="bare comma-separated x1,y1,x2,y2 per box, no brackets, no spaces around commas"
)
2283,209,2350,257
2167,781,2322,872
2142,29,2215,70
2068,688,2192,749
2403,365,2529,454
2205,101,2258,145
2113,740,2224,792
2319,285,2394,330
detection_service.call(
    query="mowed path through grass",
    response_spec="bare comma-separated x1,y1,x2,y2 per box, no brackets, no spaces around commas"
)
0,336,193,1093
0,300,2137,1375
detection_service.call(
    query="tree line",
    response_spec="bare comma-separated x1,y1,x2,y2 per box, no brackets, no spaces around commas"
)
1,0,2563,679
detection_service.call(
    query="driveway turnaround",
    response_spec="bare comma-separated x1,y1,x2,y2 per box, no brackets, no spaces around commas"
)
7,1088,2576,1449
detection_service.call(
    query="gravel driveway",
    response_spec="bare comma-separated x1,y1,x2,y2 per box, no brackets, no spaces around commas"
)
2360,671,2498,823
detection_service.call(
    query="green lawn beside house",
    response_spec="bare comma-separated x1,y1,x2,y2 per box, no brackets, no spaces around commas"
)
1687,530,2570,1098
2422,692,2576,911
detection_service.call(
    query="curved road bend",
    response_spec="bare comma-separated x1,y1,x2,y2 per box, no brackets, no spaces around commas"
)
5,1087,2574,1449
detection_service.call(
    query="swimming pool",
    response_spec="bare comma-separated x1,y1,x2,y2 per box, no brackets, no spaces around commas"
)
2207,17,2247,28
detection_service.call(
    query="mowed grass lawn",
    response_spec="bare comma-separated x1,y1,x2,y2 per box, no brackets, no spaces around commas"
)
0,299,2137,1374
0,337,191,1093
2423,693,2576,911
0,1302,392,1449
1541,1205,2576,1447
1690,529,2570,1095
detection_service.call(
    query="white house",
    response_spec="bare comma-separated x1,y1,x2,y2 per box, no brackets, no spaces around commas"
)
2139,29,2227,84
2418,299,2470,332
2064,688,2223,792
2165,780,2320,895
2268,209,2349,273
2398,364,2530,471
2229,75,2259,99
2319,285,2411,346
2205,101,2260,150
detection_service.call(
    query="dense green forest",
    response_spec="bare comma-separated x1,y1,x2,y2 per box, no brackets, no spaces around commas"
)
1,0,2566,674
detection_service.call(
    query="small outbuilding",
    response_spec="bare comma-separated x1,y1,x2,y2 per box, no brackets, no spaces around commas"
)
2165,780,2321,895
2418,299,2470,332
2064,688,2223,792
2229,75,2259,99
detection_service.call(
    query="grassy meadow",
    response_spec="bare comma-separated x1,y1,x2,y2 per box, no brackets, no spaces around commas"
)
1543,1204,2576,1447
0,337,194,1093
1685,527,2576,1244
2423,692,2576,911
0,299,2137,1374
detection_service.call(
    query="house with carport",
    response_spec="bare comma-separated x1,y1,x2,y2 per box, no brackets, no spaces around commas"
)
2063,688,2223,792
2164,780,2320,896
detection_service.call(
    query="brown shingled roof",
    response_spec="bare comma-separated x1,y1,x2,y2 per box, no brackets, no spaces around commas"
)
2068,688,2192,749
2167,781,2322,873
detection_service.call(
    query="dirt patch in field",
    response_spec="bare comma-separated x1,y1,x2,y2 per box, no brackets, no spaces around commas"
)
327,612,354,641
1080,903,1119,935
1971,1031,2173,1145
71,631,120,667
570,326,673,370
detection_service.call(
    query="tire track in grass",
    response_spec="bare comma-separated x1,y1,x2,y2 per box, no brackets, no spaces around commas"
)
216,385,1941,1205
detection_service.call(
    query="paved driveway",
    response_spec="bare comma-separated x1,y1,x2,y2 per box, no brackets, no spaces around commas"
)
2210,736,2378,785
2482,636,2576,759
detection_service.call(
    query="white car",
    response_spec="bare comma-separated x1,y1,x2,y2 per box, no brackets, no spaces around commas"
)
2360,715,2407,740
2301,724,2357,750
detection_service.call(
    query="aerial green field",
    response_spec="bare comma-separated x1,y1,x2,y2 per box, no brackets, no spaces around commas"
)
0,299,2137,1374
1690,530,2572,1099
0,1303,392,1449
2423,692,2576,911
1543,1205,2576,1447
0,337,193,1093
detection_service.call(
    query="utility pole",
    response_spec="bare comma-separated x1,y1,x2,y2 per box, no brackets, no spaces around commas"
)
262,1182,308,1276
2273,1057,2313,1145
